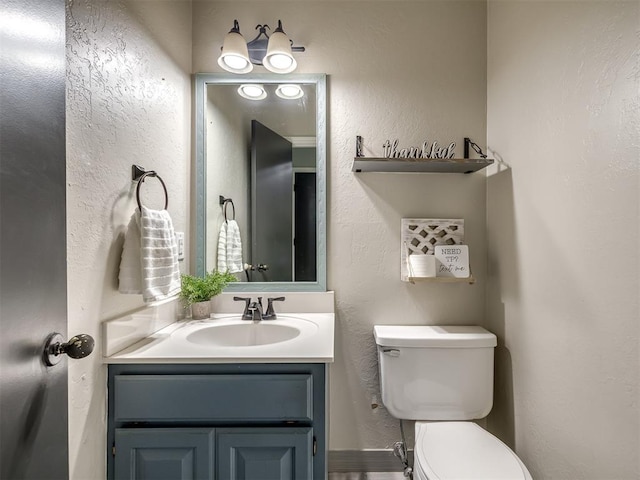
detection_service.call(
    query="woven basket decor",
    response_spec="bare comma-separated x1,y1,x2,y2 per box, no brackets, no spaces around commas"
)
401,218,464,281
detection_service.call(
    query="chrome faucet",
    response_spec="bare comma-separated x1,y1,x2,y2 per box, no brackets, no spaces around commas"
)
234,296,285,321
247,297,264,321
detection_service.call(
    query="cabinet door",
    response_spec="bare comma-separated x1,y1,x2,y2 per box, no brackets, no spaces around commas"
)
217,428,313,480
114,428,214,480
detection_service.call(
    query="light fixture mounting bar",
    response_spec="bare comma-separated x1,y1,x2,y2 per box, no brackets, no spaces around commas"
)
245,22,305,66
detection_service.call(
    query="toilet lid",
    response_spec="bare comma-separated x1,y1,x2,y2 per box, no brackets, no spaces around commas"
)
415,422,530,480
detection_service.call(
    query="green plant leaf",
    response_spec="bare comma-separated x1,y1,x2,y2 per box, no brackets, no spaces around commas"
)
179,270,236,305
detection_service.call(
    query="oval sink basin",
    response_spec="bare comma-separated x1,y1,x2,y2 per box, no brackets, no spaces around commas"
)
186,323,301,347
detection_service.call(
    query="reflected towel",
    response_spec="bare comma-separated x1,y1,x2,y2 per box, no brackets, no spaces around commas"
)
217,219,243,273
118,206,181,303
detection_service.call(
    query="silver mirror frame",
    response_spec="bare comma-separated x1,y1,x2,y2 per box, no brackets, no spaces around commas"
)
194,72,327,292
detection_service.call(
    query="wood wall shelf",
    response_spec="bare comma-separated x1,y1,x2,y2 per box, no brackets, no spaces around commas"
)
406,275,475,285
352,157,494,174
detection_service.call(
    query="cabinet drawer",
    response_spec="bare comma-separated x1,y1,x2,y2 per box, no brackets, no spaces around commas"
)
113,374,313,423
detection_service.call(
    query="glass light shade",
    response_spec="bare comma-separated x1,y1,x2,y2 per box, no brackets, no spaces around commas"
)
218,31,253,74
275,84,304,100
263,31,297,74
237,84,267,100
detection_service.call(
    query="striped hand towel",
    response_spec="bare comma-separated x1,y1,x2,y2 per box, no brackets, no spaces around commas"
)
140,206,181,303
217,219,243,273
118,206,181,303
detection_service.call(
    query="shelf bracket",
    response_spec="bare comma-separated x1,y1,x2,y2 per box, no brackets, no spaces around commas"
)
463,138,487,159
355,136,364,158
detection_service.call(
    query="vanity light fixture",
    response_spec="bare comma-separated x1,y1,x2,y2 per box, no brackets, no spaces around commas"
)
275,84,304,100
262,21,298,74
218,19,305,74
237,84,267,100
217,20,253,74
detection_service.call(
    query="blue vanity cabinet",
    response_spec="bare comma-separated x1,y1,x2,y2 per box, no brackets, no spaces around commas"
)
216,427,313,479
107,363,326,480
114,428,215,479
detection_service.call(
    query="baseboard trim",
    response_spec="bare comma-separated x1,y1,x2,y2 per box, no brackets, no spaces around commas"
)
328,449,414,473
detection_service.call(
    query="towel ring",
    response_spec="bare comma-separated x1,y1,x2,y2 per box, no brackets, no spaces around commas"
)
136,171,169,210
223,199,235,221
219,195,235,221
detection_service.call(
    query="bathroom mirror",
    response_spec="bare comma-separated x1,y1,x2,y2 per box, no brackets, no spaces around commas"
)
195,73,326,292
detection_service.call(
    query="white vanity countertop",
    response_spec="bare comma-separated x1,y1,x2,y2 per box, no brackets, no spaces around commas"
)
104,313,335,364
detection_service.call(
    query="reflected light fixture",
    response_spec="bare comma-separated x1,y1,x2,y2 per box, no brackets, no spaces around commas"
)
237,84,267,100
218,19,305,74
275,84,304,100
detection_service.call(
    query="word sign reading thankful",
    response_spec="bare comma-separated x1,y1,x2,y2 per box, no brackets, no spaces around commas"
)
382,139,456,159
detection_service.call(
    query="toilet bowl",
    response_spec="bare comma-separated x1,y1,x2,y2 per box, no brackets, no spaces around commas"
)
374,325,532,480
414,422,532,480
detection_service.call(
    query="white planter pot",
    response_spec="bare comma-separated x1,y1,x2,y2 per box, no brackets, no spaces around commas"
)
190,300,211,320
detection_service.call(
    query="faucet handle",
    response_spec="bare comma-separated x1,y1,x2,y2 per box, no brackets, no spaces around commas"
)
264,296,285,319
233,296,252,319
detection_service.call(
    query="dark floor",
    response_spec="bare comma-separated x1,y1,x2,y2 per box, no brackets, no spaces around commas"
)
328,474,407,480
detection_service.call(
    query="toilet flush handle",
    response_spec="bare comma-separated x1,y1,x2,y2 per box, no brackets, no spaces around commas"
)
382,348,400,357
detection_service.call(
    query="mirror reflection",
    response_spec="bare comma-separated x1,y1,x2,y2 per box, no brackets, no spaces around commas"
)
195,74,326,291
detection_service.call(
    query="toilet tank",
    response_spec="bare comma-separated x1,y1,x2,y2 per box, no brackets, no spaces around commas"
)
374,325,497,420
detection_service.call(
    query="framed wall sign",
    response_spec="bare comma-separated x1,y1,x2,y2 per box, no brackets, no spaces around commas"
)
434,245,470,278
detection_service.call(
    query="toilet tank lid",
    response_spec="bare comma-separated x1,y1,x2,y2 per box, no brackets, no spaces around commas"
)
374,325,497,348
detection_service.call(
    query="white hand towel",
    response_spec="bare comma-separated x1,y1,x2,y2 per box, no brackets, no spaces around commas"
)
118,206,181,303
118,213,143,294
140,206,181,303
217,219,243,273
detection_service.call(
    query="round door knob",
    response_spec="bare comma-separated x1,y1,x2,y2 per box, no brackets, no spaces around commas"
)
43,333,95,366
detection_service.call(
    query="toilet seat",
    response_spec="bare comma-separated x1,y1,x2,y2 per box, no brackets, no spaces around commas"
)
414,422,532,480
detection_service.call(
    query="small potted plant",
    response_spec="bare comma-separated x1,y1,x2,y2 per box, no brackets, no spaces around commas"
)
179,270,236,320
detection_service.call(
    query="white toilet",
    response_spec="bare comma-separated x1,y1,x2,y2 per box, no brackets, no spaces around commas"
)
374,325,532,480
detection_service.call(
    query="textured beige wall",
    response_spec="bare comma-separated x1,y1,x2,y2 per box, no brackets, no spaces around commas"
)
194,0,488,450
64,0,640,477
486,1,639,478
65,1,192,478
